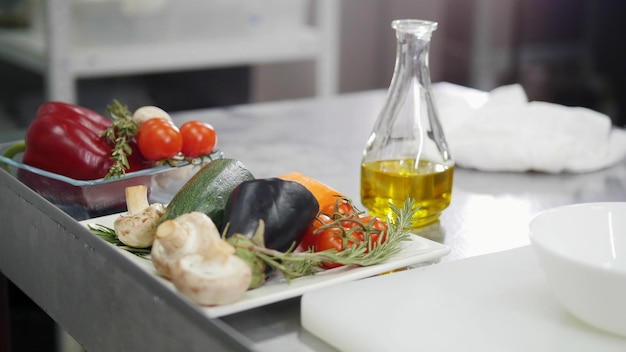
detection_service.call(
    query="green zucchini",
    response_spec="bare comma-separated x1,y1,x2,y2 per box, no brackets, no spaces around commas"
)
159,158,255,229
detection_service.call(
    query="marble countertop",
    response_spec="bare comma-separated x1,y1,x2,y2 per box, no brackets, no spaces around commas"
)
3,88,626,351
171,89,626,350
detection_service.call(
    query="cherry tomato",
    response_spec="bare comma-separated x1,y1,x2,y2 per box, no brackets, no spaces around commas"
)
358,215,388,232
315,228,345,269
340,217,362,231
321,198,355,217
304,197,391,269
359,215,389,248
315,228,344,251
300,214,332,251
179,121,217,157
136,118,182,161
346,230,365,244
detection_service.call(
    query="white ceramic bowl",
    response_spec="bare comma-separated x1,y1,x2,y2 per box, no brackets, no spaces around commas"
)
529,202,626,336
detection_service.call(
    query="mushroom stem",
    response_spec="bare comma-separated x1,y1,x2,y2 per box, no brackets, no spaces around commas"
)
125,185,150,215
155,220,190,251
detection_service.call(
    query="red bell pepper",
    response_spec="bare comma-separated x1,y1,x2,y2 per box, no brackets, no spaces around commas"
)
22,101,147,180
5,101,151,219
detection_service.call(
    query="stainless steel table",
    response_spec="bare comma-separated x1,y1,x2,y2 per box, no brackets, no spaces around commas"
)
2,89,626,351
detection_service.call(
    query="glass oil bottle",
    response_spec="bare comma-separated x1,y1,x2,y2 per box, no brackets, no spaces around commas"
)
360,19,454,228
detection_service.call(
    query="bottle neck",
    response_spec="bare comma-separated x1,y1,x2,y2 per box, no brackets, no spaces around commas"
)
391,31,433,91
363,20,452,165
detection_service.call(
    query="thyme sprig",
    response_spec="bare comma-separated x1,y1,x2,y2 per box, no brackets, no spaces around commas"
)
102,100,139,179
88,223,152,259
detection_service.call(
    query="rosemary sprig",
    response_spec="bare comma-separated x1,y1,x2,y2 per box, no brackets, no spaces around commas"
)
232,199,416,281
102,100,139,179
88,223,151,259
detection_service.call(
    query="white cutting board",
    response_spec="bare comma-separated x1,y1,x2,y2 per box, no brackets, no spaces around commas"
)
301,246,626,352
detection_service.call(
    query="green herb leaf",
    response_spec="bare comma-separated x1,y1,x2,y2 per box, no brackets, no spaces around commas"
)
102,100,139,179
88,223,151,259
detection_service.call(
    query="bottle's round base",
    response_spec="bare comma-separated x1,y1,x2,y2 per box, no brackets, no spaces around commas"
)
410,213,441,229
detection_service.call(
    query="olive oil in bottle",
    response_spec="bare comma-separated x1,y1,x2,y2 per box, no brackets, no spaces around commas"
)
360,20,454,228
361,159,454,227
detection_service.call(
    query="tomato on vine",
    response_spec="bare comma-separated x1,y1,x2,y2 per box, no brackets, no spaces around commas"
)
180,121,217,157
314,228,345,269
136,118,182,161
300,214,332,251
299,198,391,269
359,215,389,249
321,198,355,216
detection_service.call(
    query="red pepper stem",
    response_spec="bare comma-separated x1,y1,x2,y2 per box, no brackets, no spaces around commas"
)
3,140,26,160
1,140,26,172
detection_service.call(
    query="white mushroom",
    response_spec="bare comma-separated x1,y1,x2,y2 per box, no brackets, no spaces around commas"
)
114,185,165,248
132,105,171,125
170,253,251,306
151,212,233,279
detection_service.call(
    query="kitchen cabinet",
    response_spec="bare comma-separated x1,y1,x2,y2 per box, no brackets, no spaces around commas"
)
0,0,339,104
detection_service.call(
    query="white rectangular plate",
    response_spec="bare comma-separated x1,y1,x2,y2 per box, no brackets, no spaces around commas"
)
81,213,450,318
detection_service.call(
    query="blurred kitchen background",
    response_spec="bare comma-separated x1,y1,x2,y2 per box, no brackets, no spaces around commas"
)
1,0,626,136
1,0,626,350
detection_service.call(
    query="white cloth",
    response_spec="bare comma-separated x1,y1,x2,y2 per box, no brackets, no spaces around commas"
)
434,83,626,173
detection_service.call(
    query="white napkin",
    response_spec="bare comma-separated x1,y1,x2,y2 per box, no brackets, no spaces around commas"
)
434,83,626,173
